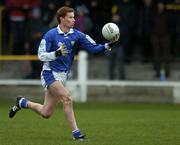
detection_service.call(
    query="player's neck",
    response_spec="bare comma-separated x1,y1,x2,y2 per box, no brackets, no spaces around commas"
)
59,24,71,33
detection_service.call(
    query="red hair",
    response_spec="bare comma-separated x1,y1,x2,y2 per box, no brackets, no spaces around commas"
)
56,6,74,23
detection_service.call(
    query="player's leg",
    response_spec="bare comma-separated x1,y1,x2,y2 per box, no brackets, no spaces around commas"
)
49,81,77,130
48,81,85,140
28,91,58,118
9,91,58,119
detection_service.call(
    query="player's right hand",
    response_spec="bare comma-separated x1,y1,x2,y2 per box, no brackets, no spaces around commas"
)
55,44,69,57
108,33,120,47
112,33,120,42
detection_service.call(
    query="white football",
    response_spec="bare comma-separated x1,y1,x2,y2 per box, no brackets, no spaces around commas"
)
102,22,120,41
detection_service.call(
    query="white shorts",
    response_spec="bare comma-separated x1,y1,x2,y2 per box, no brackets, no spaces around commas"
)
41,70,68,90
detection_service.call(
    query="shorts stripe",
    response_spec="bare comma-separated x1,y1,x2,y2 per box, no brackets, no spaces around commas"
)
43,70,55,86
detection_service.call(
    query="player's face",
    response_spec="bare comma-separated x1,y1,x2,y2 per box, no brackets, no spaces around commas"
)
63,12,75,28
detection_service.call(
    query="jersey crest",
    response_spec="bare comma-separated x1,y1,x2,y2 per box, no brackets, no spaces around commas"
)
71,41,75,46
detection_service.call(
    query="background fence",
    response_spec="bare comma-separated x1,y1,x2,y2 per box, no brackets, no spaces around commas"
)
0,51,180,103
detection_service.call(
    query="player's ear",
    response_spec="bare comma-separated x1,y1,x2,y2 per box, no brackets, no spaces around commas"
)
61,17,65,22
59,17,62,23
59,16,64,23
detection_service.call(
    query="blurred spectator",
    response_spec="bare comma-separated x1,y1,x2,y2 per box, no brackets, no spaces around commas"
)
89,0,111,42
6,0,41,55
176,11,180,56
42,0,60,27
139,0,155,62
24,7,47,79
1,2,10,54
108,2,130,80
152,2,171,78
63,0,73,7
75,5,93,33
166,0,179,59
115,0,137,62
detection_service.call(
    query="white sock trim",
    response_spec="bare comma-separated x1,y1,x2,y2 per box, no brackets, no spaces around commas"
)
72,129,80,133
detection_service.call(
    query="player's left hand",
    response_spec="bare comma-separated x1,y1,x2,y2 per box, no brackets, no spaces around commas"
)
55,44,69,57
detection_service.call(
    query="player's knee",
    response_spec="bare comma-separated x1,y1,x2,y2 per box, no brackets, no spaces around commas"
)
62,94,72,105
41,111,52,119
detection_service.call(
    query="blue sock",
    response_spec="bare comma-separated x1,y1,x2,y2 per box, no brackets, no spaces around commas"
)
19,98,29,108
72,129,81,138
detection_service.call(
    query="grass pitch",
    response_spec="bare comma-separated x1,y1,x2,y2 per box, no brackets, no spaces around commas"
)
1,101,180,145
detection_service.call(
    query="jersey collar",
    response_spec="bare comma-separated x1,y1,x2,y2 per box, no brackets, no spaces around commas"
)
57,26,74,34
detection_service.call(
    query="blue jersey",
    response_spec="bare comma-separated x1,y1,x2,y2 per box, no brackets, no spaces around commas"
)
38,26,107,72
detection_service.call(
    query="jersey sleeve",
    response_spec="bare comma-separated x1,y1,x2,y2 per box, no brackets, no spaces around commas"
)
38,33,56,62
78,33,106,53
